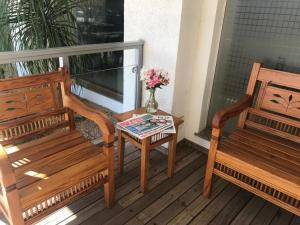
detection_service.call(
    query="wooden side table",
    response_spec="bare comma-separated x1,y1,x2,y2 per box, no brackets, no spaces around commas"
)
114,108,184,193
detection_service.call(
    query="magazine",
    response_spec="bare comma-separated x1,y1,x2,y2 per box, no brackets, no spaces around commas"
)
132,114,176,134
131,114,176,133
153,115,176,134
117,113,175,139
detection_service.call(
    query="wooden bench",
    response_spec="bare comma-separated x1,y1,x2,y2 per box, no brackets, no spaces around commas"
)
203,63,300,216
0,68,115,224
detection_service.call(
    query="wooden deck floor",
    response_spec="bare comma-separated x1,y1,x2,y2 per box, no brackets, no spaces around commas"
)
2,142,299,225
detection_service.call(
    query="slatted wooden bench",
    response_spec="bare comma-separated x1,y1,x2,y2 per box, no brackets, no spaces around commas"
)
0,68,115,225
203,63,300,216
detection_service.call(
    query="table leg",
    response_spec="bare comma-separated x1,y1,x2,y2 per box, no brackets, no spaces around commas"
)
118,130,125,174
168,132,178,177
140,138,150,193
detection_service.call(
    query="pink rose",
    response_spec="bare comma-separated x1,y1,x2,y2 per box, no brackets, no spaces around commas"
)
147,69,155,78
141,68,169,89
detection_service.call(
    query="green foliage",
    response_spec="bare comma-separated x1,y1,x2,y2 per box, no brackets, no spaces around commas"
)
0,0,81,74
0,0,17,77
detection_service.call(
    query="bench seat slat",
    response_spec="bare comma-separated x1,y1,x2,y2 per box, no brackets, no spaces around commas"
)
228,129,300,166
6,130,84,162
218,130,300,195
0,68,115,224
19,152,107,210
234,128,300,157
215,151,300,200
204,63,300,217
8,131,101,189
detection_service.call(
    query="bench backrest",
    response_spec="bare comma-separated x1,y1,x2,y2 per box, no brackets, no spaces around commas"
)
0,68,75,145
239,63,300,143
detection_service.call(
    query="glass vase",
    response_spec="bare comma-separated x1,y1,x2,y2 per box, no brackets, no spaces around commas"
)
146,89,158,113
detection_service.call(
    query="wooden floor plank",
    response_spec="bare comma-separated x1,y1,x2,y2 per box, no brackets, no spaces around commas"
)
230,196,265,225
118,150,203,208
37,145,139,225
145,178,213,225
269,208,294,225
249,202,279,225
1,142,296,225
167,179,229,225
127,166,206,224
63,145,195,225
289,216,300,225
209,189,253,225
88,155,205,225
188,184,240,225
115,149,198,207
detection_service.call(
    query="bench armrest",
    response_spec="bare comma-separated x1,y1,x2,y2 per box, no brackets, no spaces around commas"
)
62,93,115,145
212,95,253,129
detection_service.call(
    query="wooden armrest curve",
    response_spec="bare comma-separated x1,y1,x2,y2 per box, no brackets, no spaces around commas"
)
212,95,253,129
62,94,115,143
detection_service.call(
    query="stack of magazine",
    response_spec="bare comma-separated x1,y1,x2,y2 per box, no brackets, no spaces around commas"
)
117,114,175,139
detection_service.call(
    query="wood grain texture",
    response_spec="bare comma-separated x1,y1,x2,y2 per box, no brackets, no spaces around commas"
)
203,62,300,217
190,184,240,225
212,95,253,129
0,145,24,225
114,108,184,194
145,177,208,225
203,128,221,198
140,138,150,193
0,143,296,225
258,67,300,90
209,189,253,225
0,71,63,92
260,86,300,119
230,196,265,225
0,68,115,224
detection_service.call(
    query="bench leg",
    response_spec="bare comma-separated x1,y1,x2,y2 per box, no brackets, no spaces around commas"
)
203,158,214,198
167,133,177,177
140,138,150,193
203,134,219,198
104,175,114,208
2,189,24,225
118,130,125,174
104,144,115,208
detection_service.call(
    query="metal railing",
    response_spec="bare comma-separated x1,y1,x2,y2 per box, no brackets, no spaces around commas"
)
0,40,144,108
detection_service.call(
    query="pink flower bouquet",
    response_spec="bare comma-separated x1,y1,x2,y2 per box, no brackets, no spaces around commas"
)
140,68,169,90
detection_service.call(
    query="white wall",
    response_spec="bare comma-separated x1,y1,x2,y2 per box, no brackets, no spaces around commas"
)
172,0,205,142
125,0,226,148
124,0,183,113
173,0,226,147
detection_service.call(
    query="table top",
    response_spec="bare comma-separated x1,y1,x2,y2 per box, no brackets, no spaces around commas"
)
113,108,184,126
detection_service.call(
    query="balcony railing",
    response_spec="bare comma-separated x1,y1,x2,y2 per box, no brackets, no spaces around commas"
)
0,40,144,111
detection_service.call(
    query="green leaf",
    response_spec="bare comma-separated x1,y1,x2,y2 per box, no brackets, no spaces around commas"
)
0,0,81,74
